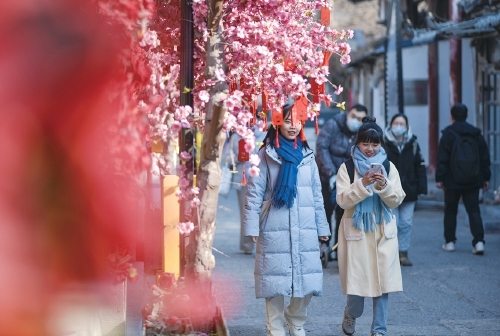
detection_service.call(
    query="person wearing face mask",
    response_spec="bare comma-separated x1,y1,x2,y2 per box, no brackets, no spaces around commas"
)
383,113,427,266
315,104,368,267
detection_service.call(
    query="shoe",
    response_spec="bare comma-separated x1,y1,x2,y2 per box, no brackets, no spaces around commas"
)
399,251,412,266
328,251,337,261
320,244,329,268
243,250,253,255
342,313,356,335
371,333,384,336
442,242,455,252
287,323,305,336
473,241,484,255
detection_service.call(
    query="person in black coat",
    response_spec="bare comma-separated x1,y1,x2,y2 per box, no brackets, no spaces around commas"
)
436,103,491,255
384,113,427,266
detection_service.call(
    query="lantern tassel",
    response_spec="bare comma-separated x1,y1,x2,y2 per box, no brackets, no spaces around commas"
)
300,128,306,141
275,128,280,148
241,167,247,186
315,118,319,134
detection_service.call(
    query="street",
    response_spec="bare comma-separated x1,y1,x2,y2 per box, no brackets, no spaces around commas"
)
212,187,500,336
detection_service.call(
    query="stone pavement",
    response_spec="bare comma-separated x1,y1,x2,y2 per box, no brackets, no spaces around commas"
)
212,187,500,336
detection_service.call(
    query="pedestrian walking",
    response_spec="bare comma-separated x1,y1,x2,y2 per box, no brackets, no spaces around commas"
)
383,113,427,266
243,103,330,336
436,103,491,255
335,116,406,336
222,128,266,255
315,104,368,266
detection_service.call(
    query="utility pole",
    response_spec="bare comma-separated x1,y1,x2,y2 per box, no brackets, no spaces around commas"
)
179,0,194,278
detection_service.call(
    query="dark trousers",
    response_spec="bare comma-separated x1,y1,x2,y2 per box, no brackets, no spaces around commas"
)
320,181,344,246
444,188,485,246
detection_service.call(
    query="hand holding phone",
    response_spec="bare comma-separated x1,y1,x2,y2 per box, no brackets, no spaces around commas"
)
368,163,382,174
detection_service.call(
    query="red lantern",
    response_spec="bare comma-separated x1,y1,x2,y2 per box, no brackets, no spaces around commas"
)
238,138,249,162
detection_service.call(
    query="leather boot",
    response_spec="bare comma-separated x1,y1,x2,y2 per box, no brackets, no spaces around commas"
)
399,251,413,266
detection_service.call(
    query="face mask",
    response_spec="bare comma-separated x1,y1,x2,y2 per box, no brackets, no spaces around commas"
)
346,117,362,132
391,125,407,137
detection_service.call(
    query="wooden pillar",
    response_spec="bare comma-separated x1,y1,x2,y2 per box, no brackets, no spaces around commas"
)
449,0,462,105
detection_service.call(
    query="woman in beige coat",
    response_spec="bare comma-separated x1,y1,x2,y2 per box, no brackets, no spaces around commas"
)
335,117,406,336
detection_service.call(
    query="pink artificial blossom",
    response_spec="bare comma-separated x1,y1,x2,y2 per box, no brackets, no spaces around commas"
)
340,54,351,65
248,165,260,177
334,85,344,95
249,153,260,166
177,221,194,235
180,151,192,161
198,90,210,102
178,177,190,189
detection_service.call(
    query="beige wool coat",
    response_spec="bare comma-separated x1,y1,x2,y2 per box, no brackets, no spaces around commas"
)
335,161,406,297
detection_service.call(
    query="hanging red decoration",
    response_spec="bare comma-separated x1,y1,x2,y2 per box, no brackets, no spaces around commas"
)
241,167,247,186
229,80,237,94
322,50,333,67
320,7,330,26
271,109,283,126
294,94,309,122
310,77,325,104
262,90,269,111
249,98,258,126
300,128,307,141
238,138,250,162
284,57,296,72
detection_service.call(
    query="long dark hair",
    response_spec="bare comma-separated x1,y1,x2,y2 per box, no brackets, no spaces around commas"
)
261,103,311,150
355,116,384,145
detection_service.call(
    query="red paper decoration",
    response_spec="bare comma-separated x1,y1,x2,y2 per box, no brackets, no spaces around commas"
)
284,57,296,72
238,138,250,162
294,94,309,122
271,110,283,126
320,7,330,26
262,90,269,111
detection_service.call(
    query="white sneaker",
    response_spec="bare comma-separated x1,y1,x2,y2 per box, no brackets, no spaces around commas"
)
473,241,484,255
442,242,455,252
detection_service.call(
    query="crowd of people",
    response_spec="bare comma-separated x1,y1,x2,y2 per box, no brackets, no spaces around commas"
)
222,102,491,336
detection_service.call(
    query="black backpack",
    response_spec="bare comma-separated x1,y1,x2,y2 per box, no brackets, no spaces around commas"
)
448,129,480,186
330,158,390,204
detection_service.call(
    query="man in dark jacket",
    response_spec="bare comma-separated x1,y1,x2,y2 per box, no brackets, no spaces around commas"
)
436,103,491,255
315,104,367,265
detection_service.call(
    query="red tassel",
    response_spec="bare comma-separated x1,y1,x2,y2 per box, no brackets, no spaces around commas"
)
294,136,297,149
262,113,268,131
275,128,280,148
315,118,319,134
300,128,306,141
241,168,247,186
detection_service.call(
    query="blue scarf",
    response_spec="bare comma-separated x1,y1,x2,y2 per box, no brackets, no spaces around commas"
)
271,134,303,208
351,146,393,231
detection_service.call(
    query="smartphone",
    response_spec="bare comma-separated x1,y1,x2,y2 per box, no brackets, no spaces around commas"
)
368,163,382,174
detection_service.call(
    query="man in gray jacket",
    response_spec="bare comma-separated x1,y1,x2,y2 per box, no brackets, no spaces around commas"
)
315,104,367,265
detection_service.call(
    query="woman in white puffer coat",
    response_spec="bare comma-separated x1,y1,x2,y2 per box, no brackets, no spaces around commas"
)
244,104,330,336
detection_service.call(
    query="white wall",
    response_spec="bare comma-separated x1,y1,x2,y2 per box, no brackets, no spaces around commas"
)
402,44,430,165
461,38,476,125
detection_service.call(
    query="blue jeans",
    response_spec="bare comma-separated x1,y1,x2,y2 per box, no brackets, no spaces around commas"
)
345,294,389,335
393,201,416,252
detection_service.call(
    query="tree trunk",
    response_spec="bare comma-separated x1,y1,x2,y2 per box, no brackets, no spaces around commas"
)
184,0,227,330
